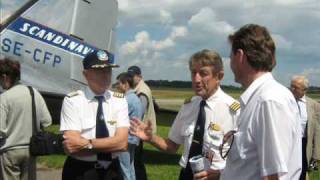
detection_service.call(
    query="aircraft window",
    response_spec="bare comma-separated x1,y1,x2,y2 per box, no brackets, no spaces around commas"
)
0,0,29,25
22,0,74,34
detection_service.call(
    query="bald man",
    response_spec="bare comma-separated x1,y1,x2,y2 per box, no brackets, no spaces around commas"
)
290,75,320,180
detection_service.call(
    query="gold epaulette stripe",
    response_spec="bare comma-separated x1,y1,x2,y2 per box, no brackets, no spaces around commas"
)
230,102,240,111
113,92,124,98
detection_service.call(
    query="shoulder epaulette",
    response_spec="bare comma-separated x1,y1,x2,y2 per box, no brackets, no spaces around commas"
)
66,91,79,98
230,102,240,112
113,92,124,98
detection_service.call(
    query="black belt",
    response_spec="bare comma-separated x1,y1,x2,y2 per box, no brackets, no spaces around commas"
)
69,157,116,169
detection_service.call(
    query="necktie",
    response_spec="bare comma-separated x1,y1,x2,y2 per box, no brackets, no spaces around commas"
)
188,100,206,159
95,96,112,161
180,100,206,179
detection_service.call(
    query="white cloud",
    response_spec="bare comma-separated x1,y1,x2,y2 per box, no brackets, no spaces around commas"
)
272,34,293,50
188,7,234,35
120,25,188,57
273,0,317,5
115,0,320,86
160,10,173,25
119,31,150,56
170,26,188,38
302,68,320,86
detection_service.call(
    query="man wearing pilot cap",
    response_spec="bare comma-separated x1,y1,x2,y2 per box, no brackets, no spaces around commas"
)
60,50,129,180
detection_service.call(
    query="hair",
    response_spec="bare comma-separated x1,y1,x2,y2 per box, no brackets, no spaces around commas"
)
228,24,276,71
0,58,21,83
116,72,134,88
291,75,309,89
189,49,224,73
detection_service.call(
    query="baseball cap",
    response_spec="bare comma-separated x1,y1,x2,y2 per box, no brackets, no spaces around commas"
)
127,65,141,75
83,50,119,69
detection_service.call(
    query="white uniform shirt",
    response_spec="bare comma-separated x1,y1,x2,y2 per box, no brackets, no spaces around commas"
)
60,87,130,162
169,87,239,170
297,96,308,137
221,73,301,180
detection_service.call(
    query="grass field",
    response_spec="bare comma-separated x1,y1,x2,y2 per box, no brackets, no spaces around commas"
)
38,88,320,179
37,112,183,180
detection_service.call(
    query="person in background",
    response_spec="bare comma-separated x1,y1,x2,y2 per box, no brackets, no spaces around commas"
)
116,72,144,180
221,24,301,180
290,75,320,180
0,58,52,180
127,65,156,180
60,50,129,180
131,49,240,180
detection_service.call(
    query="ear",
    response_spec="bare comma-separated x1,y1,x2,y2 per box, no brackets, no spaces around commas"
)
82,70,88,80
217,71,224,80
125,81,130,89
235,49,245,64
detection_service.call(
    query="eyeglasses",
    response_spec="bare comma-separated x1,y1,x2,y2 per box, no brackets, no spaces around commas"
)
219,130,236,160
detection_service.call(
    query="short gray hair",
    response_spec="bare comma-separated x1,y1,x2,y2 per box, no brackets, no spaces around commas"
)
189,49,223,73
291,75,309,89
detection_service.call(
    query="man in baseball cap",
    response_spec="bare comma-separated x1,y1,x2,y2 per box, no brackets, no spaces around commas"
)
127,65,157,180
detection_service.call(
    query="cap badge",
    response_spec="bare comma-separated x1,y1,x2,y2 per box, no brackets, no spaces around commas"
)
97,50,109,61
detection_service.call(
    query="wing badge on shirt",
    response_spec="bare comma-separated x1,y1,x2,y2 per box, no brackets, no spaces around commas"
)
208,123,221,131
107,120,117,125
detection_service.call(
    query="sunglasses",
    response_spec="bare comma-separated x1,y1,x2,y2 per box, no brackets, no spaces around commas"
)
219,130,236,159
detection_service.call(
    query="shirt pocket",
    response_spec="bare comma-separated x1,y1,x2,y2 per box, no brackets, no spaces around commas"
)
208,130,224,145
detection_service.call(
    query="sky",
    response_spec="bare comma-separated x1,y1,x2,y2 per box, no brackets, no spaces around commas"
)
1,0,320,87
115,0,320,87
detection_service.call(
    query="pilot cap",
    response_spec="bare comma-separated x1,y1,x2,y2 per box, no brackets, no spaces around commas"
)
127,65,141,75
83,50,119,69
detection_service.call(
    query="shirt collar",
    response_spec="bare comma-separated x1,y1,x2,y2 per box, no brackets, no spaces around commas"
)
298,95,306,103
85,87,111,102
205,87,222,110
240,72,273,106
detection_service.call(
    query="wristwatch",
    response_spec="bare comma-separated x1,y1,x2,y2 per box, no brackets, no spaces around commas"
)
85,139,93,150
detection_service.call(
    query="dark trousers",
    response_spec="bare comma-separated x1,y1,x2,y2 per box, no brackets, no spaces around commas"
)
134,141,148,180
300,137,308,180
179,167,193,180
62,156,123,180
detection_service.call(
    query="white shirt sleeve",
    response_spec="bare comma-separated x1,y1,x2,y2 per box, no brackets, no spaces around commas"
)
168,107,185,145
253,100,292,177
60,97,82,131
115,99,130,128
